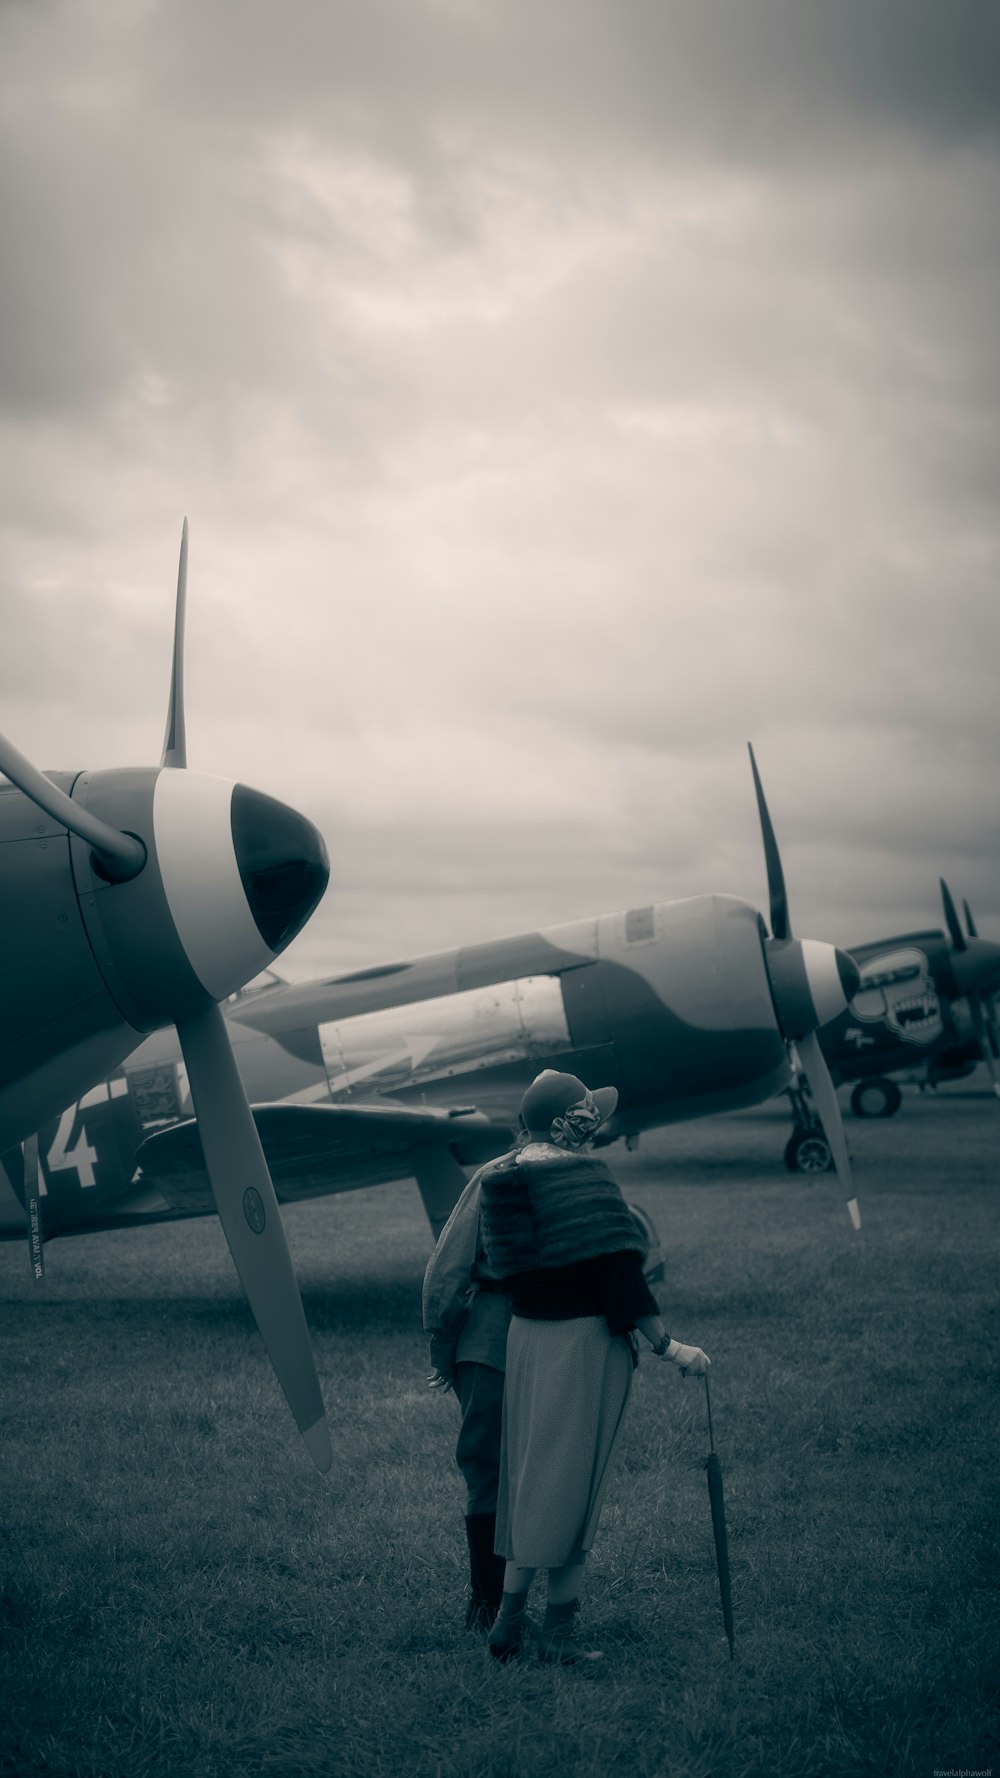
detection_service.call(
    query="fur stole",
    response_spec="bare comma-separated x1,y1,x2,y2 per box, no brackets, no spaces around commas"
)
479,1141,647,1277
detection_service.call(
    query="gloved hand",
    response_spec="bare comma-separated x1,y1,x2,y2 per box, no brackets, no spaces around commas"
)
426,1369,454,1393
665,1340,711,1377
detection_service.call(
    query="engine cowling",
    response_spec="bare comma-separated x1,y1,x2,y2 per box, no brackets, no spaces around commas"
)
70,766,329,1030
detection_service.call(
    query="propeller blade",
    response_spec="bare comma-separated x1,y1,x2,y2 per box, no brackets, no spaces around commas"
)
796,1029,861,1229
161,519,189,770
966,995,1000,1097
0,732,146,882
963,899,978,941
176,1002,332,1471
940,879,966,952
748,743,790,940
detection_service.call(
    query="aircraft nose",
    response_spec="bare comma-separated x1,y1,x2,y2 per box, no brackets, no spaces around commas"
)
230,785,330,953
764,937,860,1040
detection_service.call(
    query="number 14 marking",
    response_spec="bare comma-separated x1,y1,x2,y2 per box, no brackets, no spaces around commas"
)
42,1107,98,1192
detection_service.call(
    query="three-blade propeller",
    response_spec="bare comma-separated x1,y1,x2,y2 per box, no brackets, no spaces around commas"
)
0,524,333,1470
749,745,861,1228
942,880,1000,1097
158,525,331,1467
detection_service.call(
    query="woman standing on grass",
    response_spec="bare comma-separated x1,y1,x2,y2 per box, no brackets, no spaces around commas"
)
479,1069,710,1665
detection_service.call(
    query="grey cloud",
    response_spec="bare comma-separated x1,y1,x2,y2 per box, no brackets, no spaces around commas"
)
0,36,387,427
279,805,759,976
0,126,126,413
5,1,999,439
277,798,998,984
1,0,997,966
0,580,59,696
146,0,1000,163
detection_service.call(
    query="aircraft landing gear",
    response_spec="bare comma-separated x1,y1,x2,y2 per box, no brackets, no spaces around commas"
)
850,1077,902,1119
784,1075,835,1174
784,1126,834,1174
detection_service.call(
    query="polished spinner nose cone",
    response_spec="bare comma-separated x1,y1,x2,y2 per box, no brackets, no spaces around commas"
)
231,784,330,953
764,937,861,1040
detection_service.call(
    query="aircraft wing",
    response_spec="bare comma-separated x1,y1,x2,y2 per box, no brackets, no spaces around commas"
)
135,1101,513,1234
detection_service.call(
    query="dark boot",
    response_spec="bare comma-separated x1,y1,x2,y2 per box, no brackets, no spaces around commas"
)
464,1514,505,1631
537,1599,603,1665
486,1589,531,1662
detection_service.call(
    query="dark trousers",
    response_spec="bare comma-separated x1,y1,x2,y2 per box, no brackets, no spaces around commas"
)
454,1362,505,1515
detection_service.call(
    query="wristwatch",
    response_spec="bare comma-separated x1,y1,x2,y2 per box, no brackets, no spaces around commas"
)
651,1333,672,1358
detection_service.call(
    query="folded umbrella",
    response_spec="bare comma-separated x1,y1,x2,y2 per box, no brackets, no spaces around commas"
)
704,1374,734,1659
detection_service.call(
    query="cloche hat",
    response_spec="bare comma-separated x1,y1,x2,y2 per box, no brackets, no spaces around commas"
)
519,1069,618,1137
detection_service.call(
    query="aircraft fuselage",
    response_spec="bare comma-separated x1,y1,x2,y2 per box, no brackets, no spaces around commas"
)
3,892,794,1236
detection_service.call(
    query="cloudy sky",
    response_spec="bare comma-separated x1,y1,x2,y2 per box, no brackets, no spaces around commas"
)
2,0,998,980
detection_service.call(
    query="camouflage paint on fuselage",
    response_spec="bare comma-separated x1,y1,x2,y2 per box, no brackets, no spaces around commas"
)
219,893,789,1127
3,893,793,1236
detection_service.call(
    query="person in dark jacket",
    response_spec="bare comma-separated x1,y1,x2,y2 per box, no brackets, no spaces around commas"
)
423,1149,517,1630
478,1070,710,1664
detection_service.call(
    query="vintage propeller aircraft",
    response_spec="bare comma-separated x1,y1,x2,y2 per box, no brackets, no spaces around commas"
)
779,880,1000,1159
0,524,335,1471
1,745,864,1248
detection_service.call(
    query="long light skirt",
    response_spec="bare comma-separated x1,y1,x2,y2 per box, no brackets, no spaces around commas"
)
494,1315,633,1569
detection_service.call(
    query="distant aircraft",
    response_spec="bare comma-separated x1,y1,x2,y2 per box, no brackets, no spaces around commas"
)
0,525,333,1470
779,882,1000,1170
1,748,864,1241
828,884,998,1112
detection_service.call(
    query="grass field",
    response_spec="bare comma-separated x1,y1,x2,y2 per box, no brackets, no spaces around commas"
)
1,1086,997,1778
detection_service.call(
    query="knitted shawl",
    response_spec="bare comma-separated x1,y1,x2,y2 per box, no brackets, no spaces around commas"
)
479,1141,647,1278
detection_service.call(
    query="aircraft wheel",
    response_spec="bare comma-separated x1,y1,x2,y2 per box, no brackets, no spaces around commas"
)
784,1128,834,1175
850,1078,902,1119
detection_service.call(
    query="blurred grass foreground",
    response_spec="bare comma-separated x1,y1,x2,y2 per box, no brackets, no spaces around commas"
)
0,1088,997,1778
